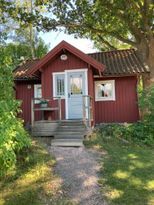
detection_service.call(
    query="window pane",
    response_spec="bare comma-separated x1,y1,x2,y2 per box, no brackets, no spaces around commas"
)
95,80,115,101
97,83,112,97
37,87,42,98
34,84,42,104
56,74,65,96
70,75,82,94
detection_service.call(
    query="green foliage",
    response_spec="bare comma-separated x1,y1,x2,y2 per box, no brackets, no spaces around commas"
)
36,0,154,51
98,122,154,146
0,47,31,176
1,38,48,69
0,139,72,205
95,85,154,146
139,85,154,122
84,130,154,205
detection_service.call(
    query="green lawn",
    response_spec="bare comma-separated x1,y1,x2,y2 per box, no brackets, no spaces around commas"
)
85,131,154,205
0,139,72,205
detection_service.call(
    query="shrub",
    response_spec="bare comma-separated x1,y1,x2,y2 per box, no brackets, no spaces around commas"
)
139,85,154,122
98,122,154,146
0,49,31,177
98,85,154,146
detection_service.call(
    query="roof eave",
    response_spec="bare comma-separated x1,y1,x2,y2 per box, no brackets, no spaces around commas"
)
27,41,105,77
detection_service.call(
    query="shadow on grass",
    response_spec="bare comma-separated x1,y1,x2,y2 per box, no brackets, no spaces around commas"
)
0,138,71,205
85,133,154,205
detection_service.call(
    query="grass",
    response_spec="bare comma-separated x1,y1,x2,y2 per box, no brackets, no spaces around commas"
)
84,130,154,205
0,138,73,205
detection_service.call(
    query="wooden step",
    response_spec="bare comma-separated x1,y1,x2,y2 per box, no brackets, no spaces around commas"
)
60,120,84,126
51,139,83,147
55,135,83,139
58,125,86,130
55,131,85,135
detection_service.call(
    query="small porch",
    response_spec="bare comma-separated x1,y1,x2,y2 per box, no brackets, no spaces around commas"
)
31,96,93,139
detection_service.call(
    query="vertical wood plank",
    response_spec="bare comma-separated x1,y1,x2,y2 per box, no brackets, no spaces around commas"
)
58,98,62,121
31,99,34,126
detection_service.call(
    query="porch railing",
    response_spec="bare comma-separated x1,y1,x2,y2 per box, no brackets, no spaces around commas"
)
82,95,93,128
31,97,61,126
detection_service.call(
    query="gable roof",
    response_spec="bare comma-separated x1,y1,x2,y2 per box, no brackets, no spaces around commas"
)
26,40,105,76
14,44,149,80
89,49,149,76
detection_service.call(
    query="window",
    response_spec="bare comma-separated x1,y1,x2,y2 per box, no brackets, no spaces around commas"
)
95,80,115,101
34,84,42,103
70,74,83,95
53,73,65,98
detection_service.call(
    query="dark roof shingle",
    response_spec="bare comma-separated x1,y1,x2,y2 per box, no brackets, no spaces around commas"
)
14,49,149,80
13,59,40,80
88,49,149,76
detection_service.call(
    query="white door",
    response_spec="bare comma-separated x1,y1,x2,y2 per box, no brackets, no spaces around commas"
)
67,71,86,119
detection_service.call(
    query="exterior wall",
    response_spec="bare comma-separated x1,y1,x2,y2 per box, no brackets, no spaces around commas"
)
15,81,41,125
15,52,140,124
94,76,139,123
41,51,92,120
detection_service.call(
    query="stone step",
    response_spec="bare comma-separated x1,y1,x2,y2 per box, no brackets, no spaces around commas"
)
51,139,83,147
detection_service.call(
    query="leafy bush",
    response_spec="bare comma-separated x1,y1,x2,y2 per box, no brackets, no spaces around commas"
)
0,49,31,177
139,85,154,122
98,85,154,146
99,122,154,146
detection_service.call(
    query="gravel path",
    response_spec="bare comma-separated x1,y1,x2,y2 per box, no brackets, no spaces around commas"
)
50,146,107,205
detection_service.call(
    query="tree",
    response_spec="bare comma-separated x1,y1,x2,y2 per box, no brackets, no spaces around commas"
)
0,45,31,176
35,0,154,87
0,0,49,67
1,38,49,69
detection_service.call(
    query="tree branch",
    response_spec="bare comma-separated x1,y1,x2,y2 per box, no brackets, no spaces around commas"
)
97,35,117,50
83,24,138,46
100,2,144,42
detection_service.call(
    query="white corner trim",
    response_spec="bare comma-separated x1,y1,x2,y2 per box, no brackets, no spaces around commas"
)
65,71,68,119
95,80,116,101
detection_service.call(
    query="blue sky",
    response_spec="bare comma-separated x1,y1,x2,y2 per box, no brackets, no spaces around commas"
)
40,31,99,54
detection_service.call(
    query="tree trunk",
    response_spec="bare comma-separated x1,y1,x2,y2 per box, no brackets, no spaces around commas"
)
136,37,154,88
147,38,154,84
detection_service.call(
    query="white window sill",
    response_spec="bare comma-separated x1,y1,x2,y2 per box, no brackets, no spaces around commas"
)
95,98,115,101
53,96,65,99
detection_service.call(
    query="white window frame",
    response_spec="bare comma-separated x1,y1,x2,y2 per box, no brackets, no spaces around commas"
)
53,72,65,98
34,84,42,104
95,80,115,101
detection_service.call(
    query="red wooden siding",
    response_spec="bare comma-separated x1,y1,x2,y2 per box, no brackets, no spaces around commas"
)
42,51,91,120
15,82,41,124
15,50,140,125
94,76,139,123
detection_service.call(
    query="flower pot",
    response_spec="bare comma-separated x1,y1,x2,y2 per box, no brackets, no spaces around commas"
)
40,102,48,108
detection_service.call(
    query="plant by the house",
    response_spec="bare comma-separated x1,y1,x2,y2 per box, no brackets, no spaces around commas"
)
40,99,48,108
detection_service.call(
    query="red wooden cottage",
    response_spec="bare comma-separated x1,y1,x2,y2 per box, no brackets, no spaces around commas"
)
14,41,149,139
